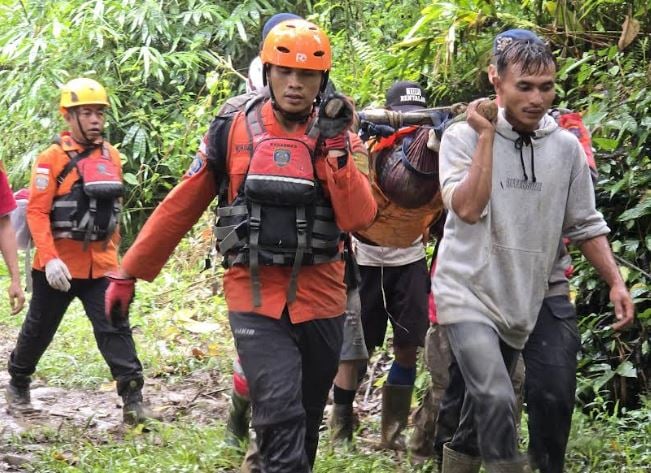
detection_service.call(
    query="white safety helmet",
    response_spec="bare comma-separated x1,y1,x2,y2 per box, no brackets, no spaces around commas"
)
246,56,265,94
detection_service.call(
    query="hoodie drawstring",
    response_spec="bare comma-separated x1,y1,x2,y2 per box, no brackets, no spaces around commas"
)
514,131,537,182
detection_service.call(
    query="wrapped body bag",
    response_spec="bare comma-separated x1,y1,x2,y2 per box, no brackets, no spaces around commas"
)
50,139,123,249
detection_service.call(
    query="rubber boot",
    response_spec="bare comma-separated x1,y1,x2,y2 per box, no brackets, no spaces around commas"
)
240,438,262,473
5,383,37,414
408,388,437,459
484,457,531,473
119,378,157,426
329,403,355,444
226,391,251,446
442,443,481,473
380,383,413,450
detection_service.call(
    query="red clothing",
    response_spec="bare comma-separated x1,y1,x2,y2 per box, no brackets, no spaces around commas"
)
27,132,121,279
0,162,16,217
123,100,377,323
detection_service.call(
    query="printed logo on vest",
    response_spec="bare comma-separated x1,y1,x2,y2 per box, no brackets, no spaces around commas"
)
273,149,291,167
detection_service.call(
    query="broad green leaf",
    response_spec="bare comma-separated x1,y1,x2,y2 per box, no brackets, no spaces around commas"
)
123,172,138,186
615,361,637,378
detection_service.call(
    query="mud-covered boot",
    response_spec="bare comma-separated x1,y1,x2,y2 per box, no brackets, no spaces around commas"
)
329,403,355,444
442,443,481,473
484,457,531,473
5,382,36,414
380,383,413,450
240,439,262,473
226,391,251,446
119,378,157,426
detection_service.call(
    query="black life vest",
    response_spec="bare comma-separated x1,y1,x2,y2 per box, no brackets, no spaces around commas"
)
49,137,123,249
214,100,342,307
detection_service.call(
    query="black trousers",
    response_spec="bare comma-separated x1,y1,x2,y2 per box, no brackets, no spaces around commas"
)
522,295,580,473
229,309,343,473
8,270,143,393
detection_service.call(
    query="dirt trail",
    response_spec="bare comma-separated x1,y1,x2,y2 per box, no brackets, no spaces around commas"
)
0,329,230,472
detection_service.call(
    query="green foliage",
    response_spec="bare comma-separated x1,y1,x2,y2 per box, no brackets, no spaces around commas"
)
563,39,650,409
0,0,301,246
25,422,243,472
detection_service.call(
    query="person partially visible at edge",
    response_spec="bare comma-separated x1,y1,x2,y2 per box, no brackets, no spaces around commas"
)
5,78,155,425
433,40,634,473
105,19,377,472
329,80,443,449
0,161,25,315
409,29,596,473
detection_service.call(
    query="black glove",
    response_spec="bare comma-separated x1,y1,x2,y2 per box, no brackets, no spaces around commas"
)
318,93,355,139
359,121,395,142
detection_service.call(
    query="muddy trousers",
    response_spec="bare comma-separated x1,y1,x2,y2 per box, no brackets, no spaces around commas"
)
445,322,521,462
8,270,143,390
429,338,525,459
229,310,344,473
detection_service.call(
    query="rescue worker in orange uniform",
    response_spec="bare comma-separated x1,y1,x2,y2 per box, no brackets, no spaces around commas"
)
5,78,152,425
105,20,377,472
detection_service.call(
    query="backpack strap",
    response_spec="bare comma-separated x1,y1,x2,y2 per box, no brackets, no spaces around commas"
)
53,140,98,186
206,113,236,203
343,233,360,290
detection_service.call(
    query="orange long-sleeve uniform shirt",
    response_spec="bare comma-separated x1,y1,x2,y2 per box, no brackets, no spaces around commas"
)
122,101,377,323
27,131,120,279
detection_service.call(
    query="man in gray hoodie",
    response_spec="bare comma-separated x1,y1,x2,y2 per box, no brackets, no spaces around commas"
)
433,40,634,472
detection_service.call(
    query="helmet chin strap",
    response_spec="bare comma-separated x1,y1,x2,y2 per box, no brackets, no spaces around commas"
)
270,98,314,123
264,66,328,123
71,109,103,147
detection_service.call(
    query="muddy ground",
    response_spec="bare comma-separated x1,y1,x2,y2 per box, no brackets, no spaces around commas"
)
0,328,389,472
0,327,232,472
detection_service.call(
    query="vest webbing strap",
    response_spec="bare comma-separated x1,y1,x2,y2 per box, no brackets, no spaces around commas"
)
217,205,248,217
249,204,262,307
287,206,307,303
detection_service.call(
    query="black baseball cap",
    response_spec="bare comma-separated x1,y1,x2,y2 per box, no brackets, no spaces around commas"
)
385,80,428,112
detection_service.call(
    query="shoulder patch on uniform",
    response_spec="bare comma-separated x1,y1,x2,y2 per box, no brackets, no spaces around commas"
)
35,175,49,191
186,154,205,177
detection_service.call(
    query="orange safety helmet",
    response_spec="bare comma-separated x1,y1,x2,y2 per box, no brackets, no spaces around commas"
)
260,19,331,72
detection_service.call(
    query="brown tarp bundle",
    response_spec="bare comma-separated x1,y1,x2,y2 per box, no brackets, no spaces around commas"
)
376,127,439,209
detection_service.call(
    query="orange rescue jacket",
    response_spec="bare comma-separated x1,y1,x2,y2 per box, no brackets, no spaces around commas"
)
27,131,121,279
122,100,377,323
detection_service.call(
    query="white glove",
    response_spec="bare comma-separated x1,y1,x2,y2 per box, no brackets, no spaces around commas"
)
427,128,441,152
45,258,72,292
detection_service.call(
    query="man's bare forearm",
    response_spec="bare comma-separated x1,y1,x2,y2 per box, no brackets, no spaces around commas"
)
451,131,495,223
578,235,624,289
0,217,20,283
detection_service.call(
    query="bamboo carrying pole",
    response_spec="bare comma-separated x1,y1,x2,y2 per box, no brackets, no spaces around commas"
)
356,103,468,128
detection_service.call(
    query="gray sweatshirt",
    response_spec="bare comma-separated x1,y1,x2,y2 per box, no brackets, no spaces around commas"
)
433,109,608,349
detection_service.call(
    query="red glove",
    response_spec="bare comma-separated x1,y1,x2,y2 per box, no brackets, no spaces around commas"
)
105,272,136,326
323,133,350,168
324,133,349,153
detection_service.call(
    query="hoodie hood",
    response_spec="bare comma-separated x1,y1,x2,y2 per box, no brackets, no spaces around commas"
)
495,108,558,183
495,107,558,142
